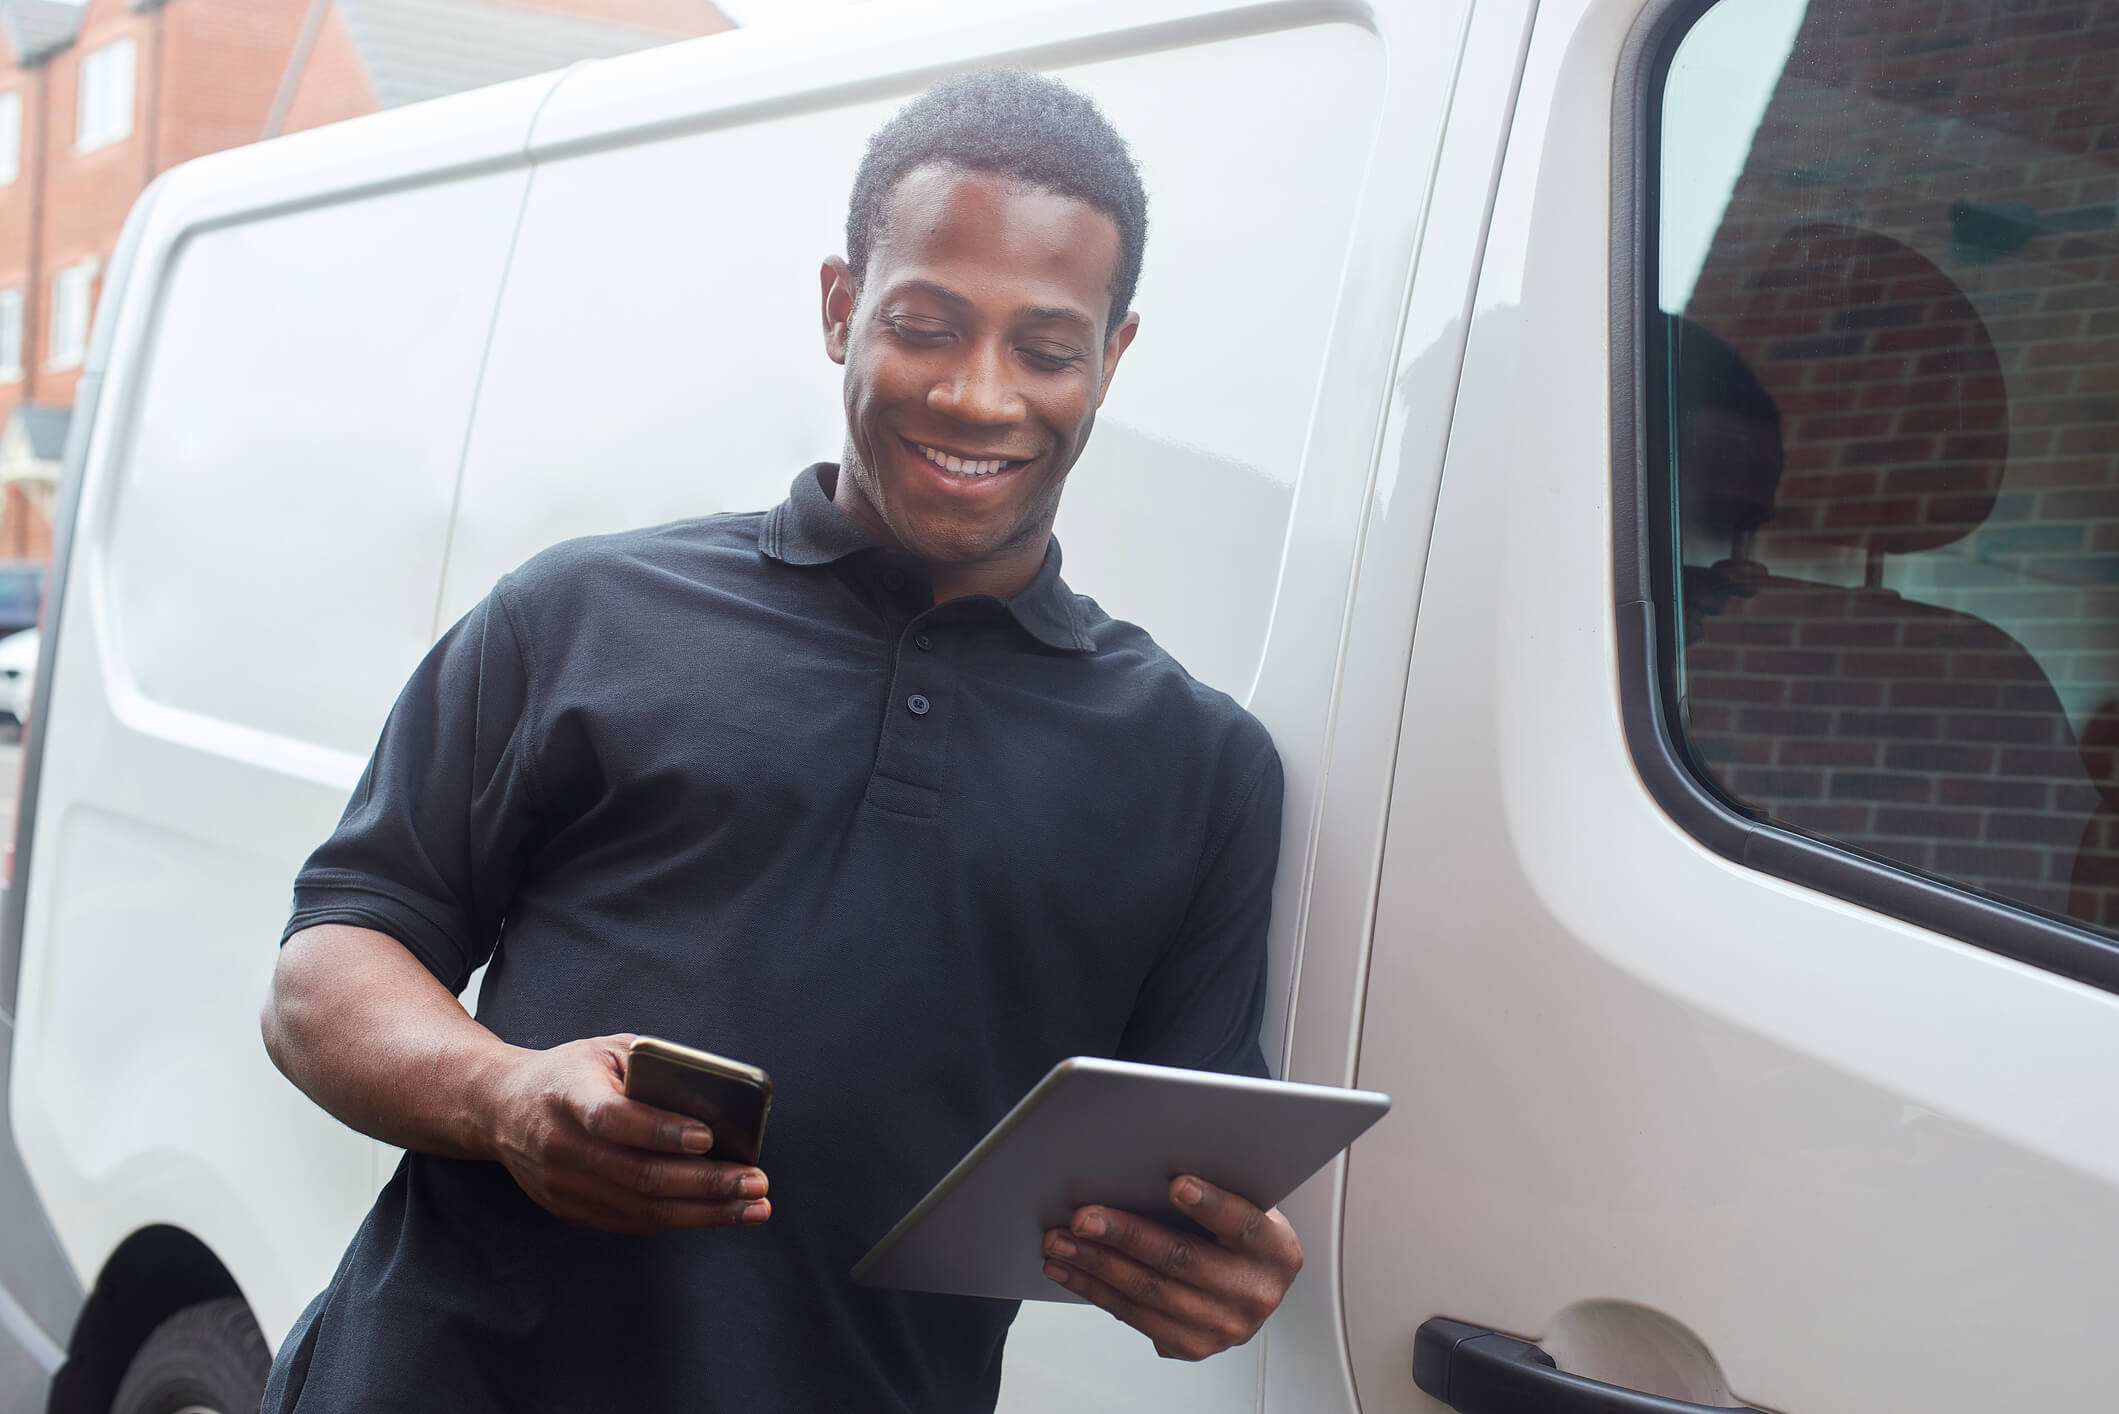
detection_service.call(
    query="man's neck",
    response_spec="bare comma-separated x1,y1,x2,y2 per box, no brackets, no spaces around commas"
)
928,552,1047,605
828,464,1049,604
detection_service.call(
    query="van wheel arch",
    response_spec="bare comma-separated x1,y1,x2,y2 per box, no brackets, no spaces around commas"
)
45,1225,252,1414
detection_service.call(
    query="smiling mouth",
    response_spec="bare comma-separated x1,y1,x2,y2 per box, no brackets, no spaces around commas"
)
907,438,1028,479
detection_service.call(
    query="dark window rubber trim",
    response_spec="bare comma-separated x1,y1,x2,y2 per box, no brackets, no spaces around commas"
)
1611,0,2119,994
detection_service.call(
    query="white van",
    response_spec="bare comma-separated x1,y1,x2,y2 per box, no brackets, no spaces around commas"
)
7,0,2119,1407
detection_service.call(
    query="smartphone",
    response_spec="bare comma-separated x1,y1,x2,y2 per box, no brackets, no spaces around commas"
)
623,1036,774,1166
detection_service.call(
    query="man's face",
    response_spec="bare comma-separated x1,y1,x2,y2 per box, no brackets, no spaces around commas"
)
821,164,1139,575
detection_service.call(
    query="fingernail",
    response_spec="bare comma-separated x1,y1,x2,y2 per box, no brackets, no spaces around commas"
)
1076,1213,1105,1237
1043,1261,1069,1283
1176,1178,1204,1205
742,1200,771,1222
740,1172,768,1198
1047,1233,1077,1258
683,1127,713,1152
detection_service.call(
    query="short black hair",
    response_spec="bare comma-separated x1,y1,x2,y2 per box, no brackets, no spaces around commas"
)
845,68,1148,329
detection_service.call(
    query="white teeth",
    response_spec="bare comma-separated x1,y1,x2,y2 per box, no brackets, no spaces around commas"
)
916,442,1012,477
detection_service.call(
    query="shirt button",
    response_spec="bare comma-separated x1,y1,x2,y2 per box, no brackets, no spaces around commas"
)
907,694,930,716
915,633,934,652
883,570,906,591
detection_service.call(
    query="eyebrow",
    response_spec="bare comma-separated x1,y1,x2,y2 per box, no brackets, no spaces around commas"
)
892,281,1096,335
900,280,971,308
1020,304,1096,334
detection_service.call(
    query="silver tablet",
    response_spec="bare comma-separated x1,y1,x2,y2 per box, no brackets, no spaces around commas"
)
851,1056,1391,1303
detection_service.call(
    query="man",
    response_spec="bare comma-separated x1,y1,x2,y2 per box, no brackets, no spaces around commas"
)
260,69,1299,1411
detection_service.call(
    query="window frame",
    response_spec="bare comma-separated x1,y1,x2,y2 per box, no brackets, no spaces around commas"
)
48,259,95,372
0,89,22,188
0,287,23,382
75,36,135,155
1611,0,2119,994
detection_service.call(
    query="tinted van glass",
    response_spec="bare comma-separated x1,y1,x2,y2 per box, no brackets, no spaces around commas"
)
1660,0,2119,933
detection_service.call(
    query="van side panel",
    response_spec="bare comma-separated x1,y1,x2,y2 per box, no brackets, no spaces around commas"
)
0,173,167,1413
8,81,545,1346
101,177,529,761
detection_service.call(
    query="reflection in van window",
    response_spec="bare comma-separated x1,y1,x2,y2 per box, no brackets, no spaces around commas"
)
1660,0,2119,934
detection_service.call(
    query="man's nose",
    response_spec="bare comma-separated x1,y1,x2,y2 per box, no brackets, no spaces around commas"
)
928,341,1024,424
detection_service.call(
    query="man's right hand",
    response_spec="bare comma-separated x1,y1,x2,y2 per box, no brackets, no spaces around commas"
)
482,1033,772,1234
264,926,771,1236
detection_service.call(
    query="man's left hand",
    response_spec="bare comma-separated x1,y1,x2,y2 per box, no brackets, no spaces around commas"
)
1041,1176,1303,1361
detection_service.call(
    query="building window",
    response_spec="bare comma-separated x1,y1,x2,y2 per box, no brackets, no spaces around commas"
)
48,260,96,371
0,92,21,187
76,37,136,154
1655,0,2119,939
0,289,22,382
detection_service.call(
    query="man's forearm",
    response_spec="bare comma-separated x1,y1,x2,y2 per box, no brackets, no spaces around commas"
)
261,923,523,1160
262,923,772,1234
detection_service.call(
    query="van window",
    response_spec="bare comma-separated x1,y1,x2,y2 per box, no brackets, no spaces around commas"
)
1658,0,2119,935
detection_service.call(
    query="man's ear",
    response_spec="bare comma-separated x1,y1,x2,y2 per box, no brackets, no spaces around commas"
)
821,257,857,365
1095,310,1141,408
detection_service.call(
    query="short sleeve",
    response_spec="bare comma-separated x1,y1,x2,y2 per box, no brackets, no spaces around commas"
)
1116,743,1283,1078
282,580,543,993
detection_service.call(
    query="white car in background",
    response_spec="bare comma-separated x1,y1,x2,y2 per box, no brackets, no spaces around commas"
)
0,627,37,726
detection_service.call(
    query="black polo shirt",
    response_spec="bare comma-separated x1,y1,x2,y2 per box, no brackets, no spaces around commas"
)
264,465,1282,1413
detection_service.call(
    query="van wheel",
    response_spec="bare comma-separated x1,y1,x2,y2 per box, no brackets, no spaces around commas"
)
110,1297,270,1414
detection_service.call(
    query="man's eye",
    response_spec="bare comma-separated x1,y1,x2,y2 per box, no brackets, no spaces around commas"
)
1020,347,1085,371
884,316,951,344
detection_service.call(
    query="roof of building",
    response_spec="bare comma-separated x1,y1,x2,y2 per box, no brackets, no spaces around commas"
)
336,0,708,109
1,0,85,65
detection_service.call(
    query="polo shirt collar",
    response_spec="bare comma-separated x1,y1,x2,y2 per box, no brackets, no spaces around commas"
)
760,463,1095,654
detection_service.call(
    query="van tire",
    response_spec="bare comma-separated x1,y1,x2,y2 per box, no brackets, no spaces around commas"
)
109,1297,271,1414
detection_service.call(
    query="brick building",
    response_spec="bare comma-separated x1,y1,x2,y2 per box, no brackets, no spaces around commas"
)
1672,0,2119,930
0,0,730,564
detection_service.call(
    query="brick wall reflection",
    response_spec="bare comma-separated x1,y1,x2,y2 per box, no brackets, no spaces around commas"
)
1674,0,2119,929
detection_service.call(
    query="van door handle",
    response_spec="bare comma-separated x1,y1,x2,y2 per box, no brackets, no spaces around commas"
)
1413,1318,1768,1413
